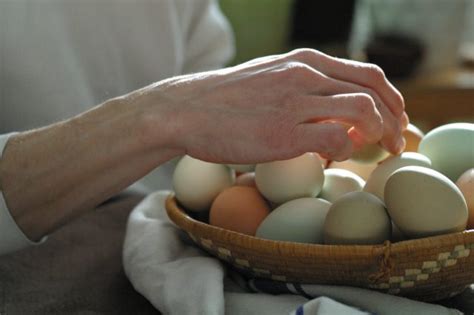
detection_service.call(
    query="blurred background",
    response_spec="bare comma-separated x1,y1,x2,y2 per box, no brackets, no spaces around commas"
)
219,0,474,131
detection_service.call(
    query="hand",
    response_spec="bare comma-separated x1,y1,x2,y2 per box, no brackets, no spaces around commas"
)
131,48,407,163
0,49,407,242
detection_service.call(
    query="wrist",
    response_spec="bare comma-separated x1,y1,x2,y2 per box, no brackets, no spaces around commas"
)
116,87,187,158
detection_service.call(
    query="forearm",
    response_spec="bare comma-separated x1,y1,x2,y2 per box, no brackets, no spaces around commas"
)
0,48,407,244
0,97,182,241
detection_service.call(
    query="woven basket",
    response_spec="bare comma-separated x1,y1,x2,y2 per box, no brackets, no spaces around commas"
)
165,194,474,302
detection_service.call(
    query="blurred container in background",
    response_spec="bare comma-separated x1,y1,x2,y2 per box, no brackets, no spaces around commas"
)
349,0,473,76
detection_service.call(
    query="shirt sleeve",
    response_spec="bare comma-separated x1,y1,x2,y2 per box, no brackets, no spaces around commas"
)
0,133,45,256
181,0,235,73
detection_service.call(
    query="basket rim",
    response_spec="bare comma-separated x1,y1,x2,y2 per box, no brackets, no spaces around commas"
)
165,193,474,256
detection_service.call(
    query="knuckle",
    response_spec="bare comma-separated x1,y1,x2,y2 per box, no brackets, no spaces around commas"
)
288,48,315,60
353,94,383,135
365,64,386,82
287,48,323,66
280,61,318,83
326,125,348,151
353,93,377,117
286,61,310,74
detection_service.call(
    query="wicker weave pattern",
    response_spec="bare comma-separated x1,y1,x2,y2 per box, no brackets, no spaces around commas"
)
166,195,474,301
369,243,473,294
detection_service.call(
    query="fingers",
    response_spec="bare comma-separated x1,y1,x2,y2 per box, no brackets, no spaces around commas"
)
285,48,405,119
313,76,404,154
294,93,383,145
401,111,409,129
290,122,353,161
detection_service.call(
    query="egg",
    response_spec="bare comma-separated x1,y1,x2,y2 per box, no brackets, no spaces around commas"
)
351,143,390,164
418,123,474,181
328,159,377,181
314,153,329,168
256,198,331,243
319,169,365,203
209,186,271,235
456,169,474,229
402,123,424,152
173,155,235,212
227,164,255,173
323,191,391,245
235,172,257,188
255,153,324,204
391,221,406,242
385,166,468,238
363,152,432,202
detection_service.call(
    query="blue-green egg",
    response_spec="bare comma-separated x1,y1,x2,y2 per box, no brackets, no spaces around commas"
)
418,123,474,181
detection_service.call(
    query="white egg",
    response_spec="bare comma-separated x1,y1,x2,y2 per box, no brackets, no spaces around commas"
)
227,164,255,173
328,159,377,181
418,123,474,181
324,191,391,245
385,166,468,238
256,198,331,243
173,156,235,212
314,153,329,168
319,169,365,203
255,153,324,204
364,152,432,202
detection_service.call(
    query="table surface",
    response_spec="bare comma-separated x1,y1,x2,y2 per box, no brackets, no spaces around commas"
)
0,193,473,314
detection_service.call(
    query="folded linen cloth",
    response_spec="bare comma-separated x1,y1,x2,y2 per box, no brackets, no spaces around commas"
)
122,191,462,315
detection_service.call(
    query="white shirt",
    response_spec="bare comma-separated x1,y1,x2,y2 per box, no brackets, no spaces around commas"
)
0,0,234,255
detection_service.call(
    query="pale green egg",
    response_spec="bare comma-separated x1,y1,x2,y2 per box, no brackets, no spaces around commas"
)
418,123,474,181
385,166,468,238
227,164,255,173
351,143,390,164
364,152,432,202
256,198,331,244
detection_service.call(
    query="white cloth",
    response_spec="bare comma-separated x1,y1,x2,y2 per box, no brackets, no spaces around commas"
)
0,0,234,255
123,191,462,315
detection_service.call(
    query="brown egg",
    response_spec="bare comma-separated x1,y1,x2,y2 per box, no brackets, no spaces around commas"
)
235,172,257,188
456,169,474,229
209,186,271,235
403,123,424,152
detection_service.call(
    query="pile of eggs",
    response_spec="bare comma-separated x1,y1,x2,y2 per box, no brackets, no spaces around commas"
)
172,123,474,245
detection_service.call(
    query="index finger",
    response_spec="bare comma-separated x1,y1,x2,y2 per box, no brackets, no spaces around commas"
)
286,49,405,118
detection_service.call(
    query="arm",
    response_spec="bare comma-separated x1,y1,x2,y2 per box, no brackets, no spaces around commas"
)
0,97,183,241
0,49,407,244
